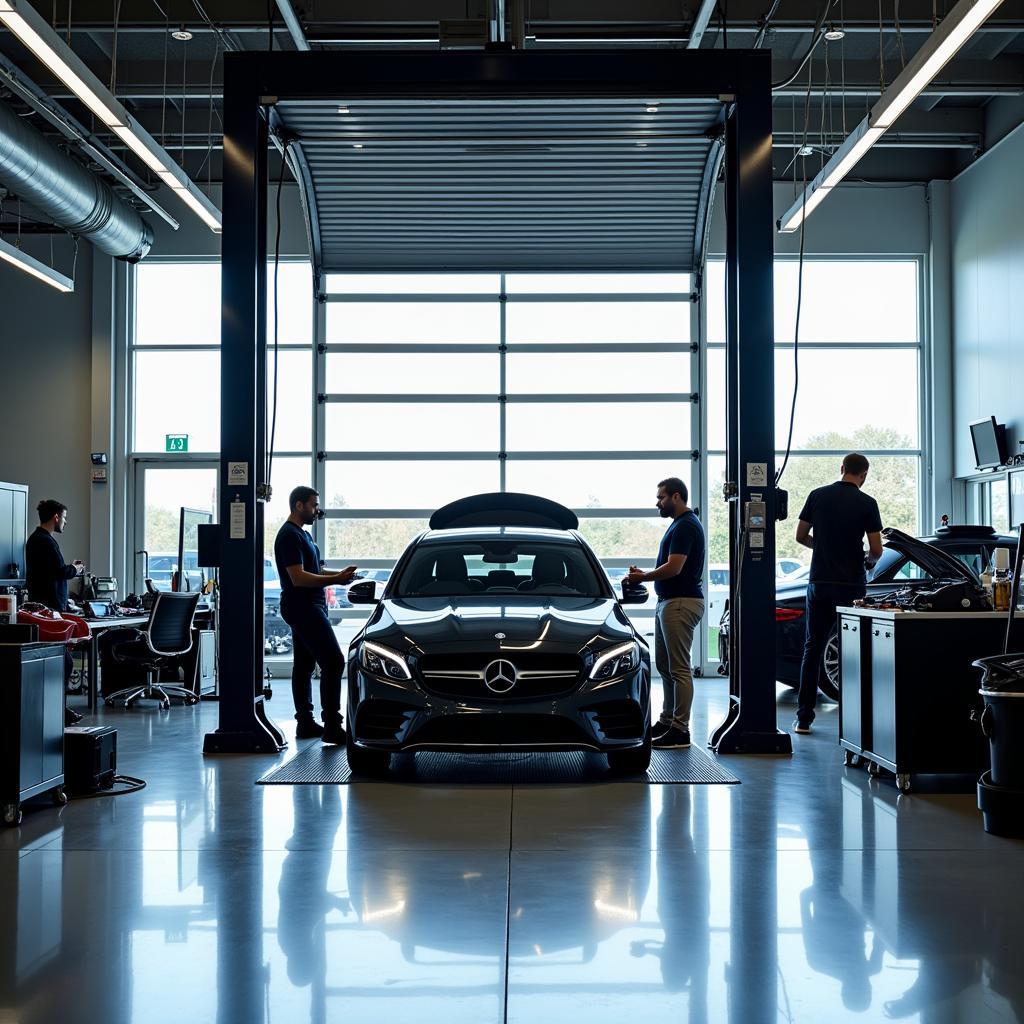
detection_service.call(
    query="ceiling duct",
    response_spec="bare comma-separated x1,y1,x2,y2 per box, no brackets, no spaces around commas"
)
0,98,153,261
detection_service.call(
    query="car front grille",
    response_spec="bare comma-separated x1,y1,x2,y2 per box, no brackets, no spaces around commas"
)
418,652,582,701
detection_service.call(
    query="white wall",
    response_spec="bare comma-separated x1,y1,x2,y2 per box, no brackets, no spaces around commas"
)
950,124,1024,478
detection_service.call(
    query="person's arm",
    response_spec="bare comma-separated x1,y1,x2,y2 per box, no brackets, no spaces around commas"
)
627,553,687,584
285,563,358,588
796,520,814,550
865,532,883,567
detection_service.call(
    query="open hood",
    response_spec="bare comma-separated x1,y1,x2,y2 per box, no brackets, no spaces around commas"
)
429,493,579,531
883,527,983,585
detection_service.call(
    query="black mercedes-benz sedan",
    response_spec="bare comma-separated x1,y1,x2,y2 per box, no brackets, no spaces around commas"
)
343,493,652,777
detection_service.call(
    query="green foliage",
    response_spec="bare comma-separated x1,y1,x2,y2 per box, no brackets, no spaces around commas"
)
143,506,181,554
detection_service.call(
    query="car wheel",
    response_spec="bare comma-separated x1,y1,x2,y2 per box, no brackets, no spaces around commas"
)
345,730,391,777
819,628,840,702
607,731,652,776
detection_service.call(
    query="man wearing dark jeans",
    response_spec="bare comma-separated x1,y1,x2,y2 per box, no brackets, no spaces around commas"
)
794,454,883,733
274,486,359,744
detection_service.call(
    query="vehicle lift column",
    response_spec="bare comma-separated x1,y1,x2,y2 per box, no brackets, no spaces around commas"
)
205,54,285,754
709,54,792,757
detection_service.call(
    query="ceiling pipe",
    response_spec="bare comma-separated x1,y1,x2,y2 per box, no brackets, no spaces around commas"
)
0,98,152,260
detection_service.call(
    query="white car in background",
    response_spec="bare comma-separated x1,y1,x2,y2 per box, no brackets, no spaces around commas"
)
707,559,808,627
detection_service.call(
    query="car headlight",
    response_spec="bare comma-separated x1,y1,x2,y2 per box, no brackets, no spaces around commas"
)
360,641,412,682
588,641,640,683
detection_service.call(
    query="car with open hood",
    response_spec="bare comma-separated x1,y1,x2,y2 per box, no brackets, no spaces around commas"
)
343,493,652,776
720,524,1017,700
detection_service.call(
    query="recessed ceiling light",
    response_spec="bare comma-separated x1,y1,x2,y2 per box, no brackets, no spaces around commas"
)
824,25,845,41
337,106,350,114
646,105,659,113
171,25,193,41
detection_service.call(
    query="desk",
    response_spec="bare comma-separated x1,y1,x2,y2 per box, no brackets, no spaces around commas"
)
80,615,149,714
837,607,1024,791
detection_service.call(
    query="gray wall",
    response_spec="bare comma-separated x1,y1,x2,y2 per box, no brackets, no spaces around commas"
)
951,123,1024,478
0,236,94,566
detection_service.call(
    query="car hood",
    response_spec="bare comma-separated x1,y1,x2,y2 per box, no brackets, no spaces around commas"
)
360,596,637,656
881,527,983,584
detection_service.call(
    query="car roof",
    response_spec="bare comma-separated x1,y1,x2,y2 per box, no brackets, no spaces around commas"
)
417,526,579,545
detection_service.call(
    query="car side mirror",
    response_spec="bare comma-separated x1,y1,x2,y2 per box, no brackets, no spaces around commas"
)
620,580,649,605
347,580,379,604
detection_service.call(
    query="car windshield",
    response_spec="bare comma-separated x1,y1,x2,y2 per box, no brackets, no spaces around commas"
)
394,540,604,598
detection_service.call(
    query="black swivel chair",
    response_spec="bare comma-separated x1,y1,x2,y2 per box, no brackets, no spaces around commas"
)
103,591,202,709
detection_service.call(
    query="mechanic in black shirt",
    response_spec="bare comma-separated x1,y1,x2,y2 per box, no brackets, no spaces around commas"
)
794,454,883,733
26,499,85,612
274,486,359,743
626,477,706,750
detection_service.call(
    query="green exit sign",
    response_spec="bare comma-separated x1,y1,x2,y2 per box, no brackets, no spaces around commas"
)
165,434,189,453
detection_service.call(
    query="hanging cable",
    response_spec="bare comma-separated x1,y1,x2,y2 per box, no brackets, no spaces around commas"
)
109,0,123,94
894,0,907,68
772,0,834,90
719,0,728,48
267,140,290,490
181,33,188,171
878,0,886,93
159,1,168,146
753,0,783,48
194,40,221,183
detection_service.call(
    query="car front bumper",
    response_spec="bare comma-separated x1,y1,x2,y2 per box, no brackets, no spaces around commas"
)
347,665,650,754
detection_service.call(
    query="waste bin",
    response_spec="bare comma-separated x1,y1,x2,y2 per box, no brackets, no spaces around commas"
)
973,653,1024,838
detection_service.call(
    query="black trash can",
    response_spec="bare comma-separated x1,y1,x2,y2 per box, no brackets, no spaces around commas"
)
972,653,1024,838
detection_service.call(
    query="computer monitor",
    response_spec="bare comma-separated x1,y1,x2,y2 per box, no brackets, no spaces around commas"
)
0,482,28,587
177,507,214,593
970,417,1008,471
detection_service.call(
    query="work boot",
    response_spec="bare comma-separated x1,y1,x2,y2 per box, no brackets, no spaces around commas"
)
295,717,324,740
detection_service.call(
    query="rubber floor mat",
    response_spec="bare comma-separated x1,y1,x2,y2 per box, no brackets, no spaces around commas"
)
257,745,739,785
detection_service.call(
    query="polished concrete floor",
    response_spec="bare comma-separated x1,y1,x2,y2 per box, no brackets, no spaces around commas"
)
2,681,1022,1024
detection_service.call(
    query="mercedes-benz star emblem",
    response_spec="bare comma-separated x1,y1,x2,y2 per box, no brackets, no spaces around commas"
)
484,659,517,694
494,632,506,640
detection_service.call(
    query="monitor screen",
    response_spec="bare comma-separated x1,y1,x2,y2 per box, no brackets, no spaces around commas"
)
178,507,214,592
970,417,1006,470
0,482,28,587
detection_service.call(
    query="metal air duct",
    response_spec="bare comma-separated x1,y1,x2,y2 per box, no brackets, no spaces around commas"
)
0,98,153,261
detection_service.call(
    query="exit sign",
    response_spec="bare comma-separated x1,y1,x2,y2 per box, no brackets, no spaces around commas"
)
165,434,189,453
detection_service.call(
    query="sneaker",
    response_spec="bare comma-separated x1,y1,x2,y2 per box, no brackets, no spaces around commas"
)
652,721,671,739
793,719,813,735
321,723,347,746
295,718,324,740
652,726,691,749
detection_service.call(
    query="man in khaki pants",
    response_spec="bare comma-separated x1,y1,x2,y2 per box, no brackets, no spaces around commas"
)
626,477,706,749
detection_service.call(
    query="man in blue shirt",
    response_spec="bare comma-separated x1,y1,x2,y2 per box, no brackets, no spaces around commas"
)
274,486,359,743
794,454,883,734
626,477,706,749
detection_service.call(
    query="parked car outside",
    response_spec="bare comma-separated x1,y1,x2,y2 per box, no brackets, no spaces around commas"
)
344,493,652,777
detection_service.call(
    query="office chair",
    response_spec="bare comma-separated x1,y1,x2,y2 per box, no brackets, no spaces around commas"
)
103,591,202,709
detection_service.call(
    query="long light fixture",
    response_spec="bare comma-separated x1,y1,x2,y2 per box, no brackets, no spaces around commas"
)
0,235,73,291
0,0,221,232
779,0,1004,232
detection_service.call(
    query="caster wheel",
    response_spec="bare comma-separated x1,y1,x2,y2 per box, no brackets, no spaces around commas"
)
3,803,22,826
867,761,881,777
52,787,67,806
843,750,861,767
896,773,912,793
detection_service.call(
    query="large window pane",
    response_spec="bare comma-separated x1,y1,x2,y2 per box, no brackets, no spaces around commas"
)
576,517,670,558
326,404,499,451
706,347,726,451
325,519,429,560
133,351,219,452
136,263,220,345
507,402,689,452
266,350,312,452
706,259,919,344
266,262,312,344
507,302,689,344
506,350,690,395
506,273,690,294
327,352,497,394
325,461,499,509
263,457,314,558
325,274,499,294
773,348,919,449
505,460,691,509
326,302,499,343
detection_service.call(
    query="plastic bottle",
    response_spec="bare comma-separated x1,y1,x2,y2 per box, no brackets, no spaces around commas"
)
993,547,1012,612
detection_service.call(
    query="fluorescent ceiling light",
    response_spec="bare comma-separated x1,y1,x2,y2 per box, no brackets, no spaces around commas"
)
0,236,73,292
172,186,222,232
778,0,1004,233
112,125,168,174
0,8,123,126
872,0,1004,128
